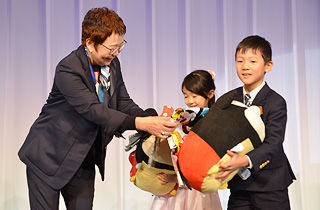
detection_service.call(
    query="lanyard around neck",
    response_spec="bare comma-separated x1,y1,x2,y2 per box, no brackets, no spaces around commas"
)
84,47,97,84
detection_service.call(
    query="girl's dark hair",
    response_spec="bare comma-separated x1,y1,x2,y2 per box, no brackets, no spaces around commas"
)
182,70,216,107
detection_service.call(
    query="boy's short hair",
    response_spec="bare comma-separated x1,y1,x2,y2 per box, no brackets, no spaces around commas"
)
81,7,126,46
235,35,272,64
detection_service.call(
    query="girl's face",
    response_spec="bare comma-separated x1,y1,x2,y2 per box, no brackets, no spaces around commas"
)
183,86,210,108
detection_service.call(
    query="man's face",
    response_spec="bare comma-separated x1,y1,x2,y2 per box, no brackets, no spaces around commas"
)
236,48,273,92
87,32,125,66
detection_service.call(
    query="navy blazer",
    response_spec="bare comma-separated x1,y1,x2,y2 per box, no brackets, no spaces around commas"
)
226,83,295,191
19,46,147,189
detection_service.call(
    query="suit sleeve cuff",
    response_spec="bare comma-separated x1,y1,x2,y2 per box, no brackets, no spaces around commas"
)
121,116,136,131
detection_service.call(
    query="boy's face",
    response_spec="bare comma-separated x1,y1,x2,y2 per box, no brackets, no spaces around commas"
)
236,48,273,93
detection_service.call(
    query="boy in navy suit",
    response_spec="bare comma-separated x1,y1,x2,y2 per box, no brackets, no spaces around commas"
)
216,35,295,209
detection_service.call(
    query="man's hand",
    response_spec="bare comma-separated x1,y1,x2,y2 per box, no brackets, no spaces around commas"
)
135,116,178,139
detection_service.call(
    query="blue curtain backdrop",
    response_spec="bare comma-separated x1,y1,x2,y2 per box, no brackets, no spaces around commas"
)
0,0,319,209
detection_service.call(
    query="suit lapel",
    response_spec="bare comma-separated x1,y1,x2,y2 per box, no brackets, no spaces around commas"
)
234,87,243,102
78,46,96,93
109,61,117,97
252,83,270,107
85,65,96,93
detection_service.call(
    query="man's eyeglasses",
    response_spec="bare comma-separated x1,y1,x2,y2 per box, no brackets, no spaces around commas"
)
101,40,127,55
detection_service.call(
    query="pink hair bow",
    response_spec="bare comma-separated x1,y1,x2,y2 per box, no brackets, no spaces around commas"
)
207,70,216,80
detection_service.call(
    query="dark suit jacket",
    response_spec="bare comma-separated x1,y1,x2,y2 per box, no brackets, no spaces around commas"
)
227,83,295,191
18,45,147,189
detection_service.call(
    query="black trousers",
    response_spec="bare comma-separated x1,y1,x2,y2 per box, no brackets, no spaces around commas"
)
27,164,95,210
228,189,290,210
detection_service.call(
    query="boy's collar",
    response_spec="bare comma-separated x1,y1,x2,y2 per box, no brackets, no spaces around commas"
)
243,81,266,99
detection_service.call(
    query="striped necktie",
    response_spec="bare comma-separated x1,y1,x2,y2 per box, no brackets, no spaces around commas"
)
100,66,110,91
245,94,251,107
96,66,110,103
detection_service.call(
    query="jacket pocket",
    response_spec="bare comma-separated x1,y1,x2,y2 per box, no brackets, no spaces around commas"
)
25,121,76,176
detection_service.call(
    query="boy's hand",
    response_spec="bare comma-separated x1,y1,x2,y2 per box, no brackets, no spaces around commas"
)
215,150,249,181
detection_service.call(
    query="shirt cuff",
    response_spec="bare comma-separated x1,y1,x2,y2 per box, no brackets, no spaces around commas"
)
246,155,253,169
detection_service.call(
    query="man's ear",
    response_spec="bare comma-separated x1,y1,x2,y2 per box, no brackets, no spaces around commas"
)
86,38,95,52
207,89,215,99
264,61,273,73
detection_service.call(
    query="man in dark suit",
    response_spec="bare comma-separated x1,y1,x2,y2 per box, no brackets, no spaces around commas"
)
216,35,295,210
18,7,177,210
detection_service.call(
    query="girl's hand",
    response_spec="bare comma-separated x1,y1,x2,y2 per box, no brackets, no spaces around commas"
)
157,173,177,184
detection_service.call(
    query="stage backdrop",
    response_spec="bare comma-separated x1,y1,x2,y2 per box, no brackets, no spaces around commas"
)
0,0,319,209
